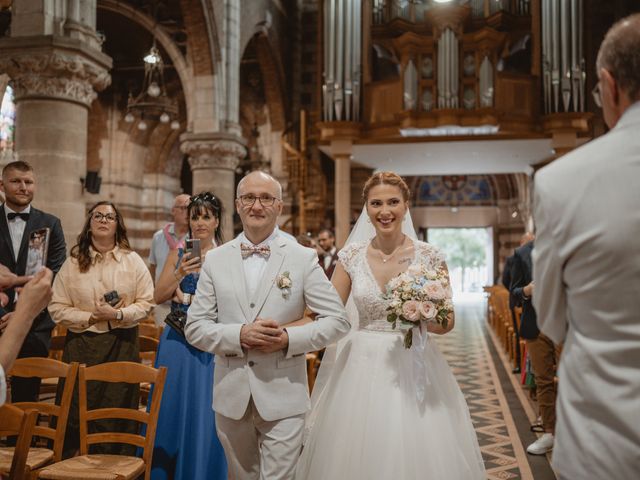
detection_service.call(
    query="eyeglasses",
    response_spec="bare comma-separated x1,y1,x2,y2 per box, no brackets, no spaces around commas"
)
592,83,602,108
91,212,117,223
238,194,279,207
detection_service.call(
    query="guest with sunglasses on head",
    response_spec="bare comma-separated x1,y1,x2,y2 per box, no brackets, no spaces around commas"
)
149,192,227,480
49,201,154,458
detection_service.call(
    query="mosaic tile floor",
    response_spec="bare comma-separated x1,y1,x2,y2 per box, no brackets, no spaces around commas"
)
432,297,535,480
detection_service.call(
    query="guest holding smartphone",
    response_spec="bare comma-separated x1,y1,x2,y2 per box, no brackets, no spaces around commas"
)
49,201,154,457
150,192,227,480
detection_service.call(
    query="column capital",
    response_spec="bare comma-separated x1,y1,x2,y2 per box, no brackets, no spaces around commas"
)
0,36,112,107
180,132,247,172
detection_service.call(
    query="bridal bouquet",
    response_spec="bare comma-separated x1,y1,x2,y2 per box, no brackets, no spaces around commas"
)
384,263,453,348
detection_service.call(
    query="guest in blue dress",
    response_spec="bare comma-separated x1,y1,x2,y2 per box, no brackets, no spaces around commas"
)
150,192,227,480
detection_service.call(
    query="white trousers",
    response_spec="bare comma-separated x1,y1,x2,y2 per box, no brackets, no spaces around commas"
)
215,398,305,480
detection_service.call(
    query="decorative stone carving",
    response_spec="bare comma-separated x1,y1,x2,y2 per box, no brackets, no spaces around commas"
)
0,50,111,106
181,135,246,172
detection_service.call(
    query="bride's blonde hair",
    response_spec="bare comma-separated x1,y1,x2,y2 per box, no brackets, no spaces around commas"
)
362,171,410,201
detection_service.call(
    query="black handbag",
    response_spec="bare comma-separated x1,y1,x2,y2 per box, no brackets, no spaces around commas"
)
164,309,187,337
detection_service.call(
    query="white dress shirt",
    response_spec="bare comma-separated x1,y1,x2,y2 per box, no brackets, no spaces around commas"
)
323,246,337,270
238,229,279,300
3,204,31,260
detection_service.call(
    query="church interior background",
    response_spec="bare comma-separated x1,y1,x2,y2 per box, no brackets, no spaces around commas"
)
1,1,639,478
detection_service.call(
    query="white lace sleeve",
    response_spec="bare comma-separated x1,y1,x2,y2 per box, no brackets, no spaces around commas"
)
337,242,363,278
416,241,447,270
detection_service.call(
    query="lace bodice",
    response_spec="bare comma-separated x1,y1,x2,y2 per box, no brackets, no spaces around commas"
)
338,239,446,333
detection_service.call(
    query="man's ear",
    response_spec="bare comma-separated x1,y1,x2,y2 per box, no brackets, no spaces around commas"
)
600,67,619,105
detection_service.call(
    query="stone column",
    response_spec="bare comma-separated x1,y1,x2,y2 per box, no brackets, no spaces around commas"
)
180,133,246,241
334,154,351,247
0,37,111,246
330,139,353,247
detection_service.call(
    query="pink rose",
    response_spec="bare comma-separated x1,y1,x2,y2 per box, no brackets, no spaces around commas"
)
401,300,421,322
422,281,447,300
419,300,437,319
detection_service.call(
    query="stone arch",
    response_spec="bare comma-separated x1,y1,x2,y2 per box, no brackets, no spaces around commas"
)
179,0,219,76
98,0,195,125
250,33,287,132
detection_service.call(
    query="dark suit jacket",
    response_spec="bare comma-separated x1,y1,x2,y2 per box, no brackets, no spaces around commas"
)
502,254,518,310
319,249,339,279
0,204,66,353
509,241,539,340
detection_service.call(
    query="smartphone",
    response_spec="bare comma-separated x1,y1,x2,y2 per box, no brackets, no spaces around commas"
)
185,238,201,261
103,290,120,307
24,227,50,277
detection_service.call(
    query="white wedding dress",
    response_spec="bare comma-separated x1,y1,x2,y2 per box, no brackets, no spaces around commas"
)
296,239,485,480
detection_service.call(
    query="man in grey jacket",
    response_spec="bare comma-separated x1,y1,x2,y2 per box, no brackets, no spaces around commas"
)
533,13,640,480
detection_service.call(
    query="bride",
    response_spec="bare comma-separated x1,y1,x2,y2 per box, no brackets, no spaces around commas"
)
295,172,485,479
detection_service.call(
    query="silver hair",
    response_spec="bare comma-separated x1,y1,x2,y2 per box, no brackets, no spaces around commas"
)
596,13,640,102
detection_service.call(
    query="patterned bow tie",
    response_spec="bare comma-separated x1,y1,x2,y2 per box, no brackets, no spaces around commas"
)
240,243,271,259
7,212,29,221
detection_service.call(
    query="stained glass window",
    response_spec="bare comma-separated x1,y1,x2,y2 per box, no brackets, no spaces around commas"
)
1,85,16,159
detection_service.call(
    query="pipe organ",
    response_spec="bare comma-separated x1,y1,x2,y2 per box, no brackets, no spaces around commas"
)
323,0,362,122
437,28,459,109
320,0,591,141
541,0,585,114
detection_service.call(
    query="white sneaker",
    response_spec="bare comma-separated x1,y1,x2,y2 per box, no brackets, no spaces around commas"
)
527,433,554,455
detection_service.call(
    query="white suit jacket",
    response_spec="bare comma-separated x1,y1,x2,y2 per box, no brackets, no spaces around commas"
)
185,233,349,421
533,102,640,479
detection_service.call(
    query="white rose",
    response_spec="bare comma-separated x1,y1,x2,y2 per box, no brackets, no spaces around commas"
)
418,301,437,319
422,281,447,300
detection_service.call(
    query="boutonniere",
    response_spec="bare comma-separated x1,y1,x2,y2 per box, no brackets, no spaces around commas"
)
276,271,292,298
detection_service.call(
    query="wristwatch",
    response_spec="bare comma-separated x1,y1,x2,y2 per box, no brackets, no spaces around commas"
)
115,309,123,321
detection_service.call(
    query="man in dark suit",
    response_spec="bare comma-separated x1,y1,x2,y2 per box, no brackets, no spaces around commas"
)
501,254,521,372
510,239,557,456
0,160,66,402
502,232,534,373
317,229,339,278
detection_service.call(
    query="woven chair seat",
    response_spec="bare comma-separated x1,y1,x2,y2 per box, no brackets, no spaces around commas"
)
0,446,54,472
37,454,145,480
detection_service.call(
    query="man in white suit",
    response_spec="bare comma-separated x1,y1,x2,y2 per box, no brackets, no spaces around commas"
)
186,171,350,480
533,14,640,480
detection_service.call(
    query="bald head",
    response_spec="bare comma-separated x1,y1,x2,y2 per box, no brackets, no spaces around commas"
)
596,13,640,102
172,193,191,226
174,194,190,206
236,171,282,199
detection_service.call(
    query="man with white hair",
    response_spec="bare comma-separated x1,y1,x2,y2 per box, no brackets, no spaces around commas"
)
149,193,190,324
533,13,640,479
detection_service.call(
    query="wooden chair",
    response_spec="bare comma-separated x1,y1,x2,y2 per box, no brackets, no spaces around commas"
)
138,322,161,340
35,362,167,480
306,352,321,392
0,404,38,480
6,358,79,475
138,335,160,406
138,336,159,367
48,335,66,362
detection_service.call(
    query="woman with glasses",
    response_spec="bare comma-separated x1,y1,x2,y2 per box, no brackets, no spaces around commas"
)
150,192,227,480
49,201,154,457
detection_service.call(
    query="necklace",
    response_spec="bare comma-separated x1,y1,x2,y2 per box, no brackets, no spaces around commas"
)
375,236,406,263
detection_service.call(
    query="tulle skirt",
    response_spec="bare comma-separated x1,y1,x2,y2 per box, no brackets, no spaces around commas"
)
296,329,485,480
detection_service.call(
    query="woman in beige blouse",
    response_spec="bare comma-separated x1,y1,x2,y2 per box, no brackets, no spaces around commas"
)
49,201,154,458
